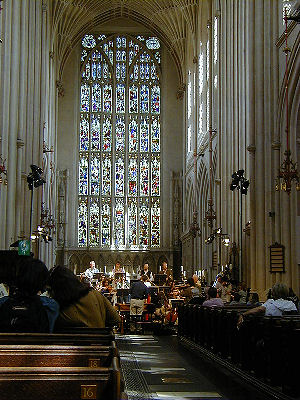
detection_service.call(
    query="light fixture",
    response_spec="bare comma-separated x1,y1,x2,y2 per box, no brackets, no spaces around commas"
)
205,234,215,244
230,169,249,194
230,170,249,281
27,164,46,245
275,10,300,194
27,164,46,190
222,237,231,247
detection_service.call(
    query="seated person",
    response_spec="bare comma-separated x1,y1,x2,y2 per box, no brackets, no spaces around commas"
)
113,261,125,274
101,278,111,294
181,278,200,303
49,266,121,328
238,281,248,303
202,287,224,307
192,274,202,290
237,283,298,328
247,292,261,307
169,280,180,298
84,260,99,280
0,258,59,333
230,292,241,304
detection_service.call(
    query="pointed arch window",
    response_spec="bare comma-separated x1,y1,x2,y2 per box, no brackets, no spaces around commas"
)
78,34,161,249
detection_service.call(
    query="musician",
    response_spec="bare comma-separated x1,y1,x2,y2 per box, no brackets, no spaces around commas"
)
84,260,99,280
112,261,125,275
161,261,172,280
140,263,153,282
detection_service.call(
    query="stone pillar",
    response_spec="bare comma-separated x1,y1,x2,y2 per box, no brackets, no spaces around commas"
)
15,139,25,237
5,0,21,246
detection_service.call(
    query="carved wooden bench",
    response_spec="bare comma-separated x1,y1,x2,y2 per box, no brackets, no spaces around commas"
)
0,332,114,346
0,343,117,368
0,357,121,400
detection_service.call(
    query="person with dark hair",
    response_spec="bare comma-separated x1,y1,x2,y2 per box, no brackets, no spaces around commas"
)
0,258,59,333
230,292,241,304
237,283,298,328
181,277,198,303
202,287,224,307
130,274,149,333
247,292,261,307
238,281,247,303
48,266,120,328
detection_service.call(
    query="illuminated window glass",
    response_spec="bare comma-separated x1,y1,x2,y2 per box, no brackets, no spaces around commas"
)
78,34,161,248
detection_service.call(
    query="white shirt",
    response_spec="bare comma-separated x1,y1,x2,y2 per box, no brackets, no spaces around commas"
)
84,267,99,279
263,298,297,316
0,283,8,298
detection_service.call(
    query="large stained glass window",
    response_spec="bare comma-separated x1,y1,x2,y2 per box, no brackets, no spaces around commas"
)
78,34,161,249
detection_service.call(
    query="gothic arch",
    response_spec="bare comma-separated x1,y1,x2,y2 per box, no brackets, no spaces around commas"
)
142,253,155,272
123,255,132,272
69,253,80,274
157,255,169,271
106,255,114,272
98,254,105,271
81,253,93,271
133,255,141,271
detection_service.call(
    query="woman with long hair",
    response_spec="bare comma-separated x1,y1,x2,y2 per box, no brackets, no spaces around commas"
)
48,266,120,329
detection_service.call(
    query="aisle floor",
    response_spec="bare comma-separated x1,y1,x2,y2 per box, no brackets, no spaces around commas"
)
117,334,270,400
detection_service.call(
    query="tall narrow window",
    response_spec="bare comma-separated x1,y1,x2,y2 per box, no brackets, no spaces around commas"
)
78,34,161,249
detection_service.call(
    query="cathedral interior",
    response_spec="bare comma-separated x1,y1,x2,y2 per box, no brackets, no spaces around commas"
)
0,1,299,398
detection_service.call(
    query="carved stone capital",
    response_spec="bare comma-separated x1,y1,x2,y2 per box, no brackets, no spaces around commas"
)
271,141,281,150
176,83,186,100
247,145,256,153
17,139,25,148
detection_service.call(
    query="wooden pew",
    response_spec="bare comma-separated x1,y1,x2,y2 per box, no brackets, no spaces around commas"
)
0,357,121,400
178,303,300,397
0,344,117,368
53,327,114,335
0,332,114,346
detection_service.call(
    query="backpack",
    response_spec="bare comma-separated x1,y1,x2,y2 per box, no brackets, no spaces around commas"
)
0,294,49,333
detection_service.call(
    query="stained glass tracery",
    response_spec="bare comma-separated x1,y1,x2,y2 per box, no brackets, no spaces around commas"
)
78,34,161,248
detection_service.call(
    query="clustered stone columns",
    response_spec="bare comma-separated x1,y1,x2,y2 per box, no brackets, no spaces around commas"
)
0,0,57,268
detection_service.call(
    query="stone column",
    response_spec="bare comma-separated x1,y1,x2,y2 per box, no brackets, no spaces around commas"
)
6,0,21,246
15,139,25,237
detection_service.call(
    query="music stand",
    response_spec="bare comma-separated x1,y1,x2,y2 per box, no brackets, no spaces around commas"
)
117,288,130,304
114,272,125,281
93,273,102,280
154,274,167,286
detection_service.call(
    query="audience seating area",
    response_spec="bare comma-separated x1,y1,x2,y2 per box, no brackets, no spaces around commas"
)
0,329,125,400
178,304,300,399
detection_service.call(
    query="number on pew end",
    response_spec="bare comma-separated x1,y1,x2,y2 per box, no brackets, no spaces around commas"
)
81,384,97,399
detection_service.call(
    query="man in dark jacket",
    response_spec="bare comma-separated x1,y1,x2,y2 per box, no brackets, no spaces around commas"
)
130,275,148,333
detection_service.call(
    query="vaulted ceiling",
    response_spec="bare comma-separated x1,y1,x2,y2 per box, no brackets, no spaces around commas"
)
50,0,202,83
